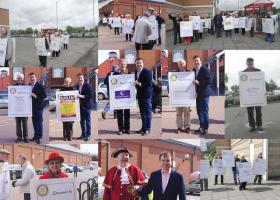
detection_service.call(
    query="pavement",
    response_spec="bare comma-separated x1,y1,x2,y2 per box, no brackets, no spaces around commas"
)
201,166,280,200
166,30,280,50
9,169,98,200
98,25,166,49
13,37,97,67
0,108,49,144
225,102,280,139
95,100,161,139
162,96,225,139
49,110,98,144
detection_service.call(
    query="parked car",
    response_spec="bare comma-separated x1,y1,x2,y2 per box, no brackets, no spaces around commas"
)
225,91,234,107
81,165,94,170
62,163,73,173
162,79,168,97
98,82,108,100
36,166,49,175
8,164,22,180
68,164,84,172
0,91,8,108
186,171,200,194
49,96,56,111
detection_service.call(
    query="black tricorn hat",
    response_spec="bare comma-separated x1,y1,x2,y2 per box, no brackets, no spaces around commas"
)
111,147,132,158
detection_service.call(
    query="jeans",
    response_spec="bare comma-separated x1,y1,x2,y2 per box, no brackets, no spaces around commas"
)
196,97,210,130
138,98,152,131
80,107,92,137
232,170,239,184
103,102,110,113
265,33,274,42
32,109,44,139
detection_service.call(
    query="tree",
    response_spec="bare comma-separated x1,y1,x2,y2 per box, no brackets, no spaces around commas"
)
231,84,239,92
225,73,229,91
34,29,38,34
266,79,278,92
25,27,33,34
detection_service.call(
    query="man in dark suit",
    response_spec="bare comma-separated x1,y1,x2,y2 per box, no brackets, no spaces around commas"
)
134,57,153,135
28,72,47,144
135,152,186,200
192,55,212,135
76,73,94,141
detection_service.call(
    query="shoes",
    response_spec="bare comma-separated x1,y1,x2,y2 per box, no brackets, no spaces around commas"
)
23,138,29,143
176,128,182,134
249,127,256,132
257,126,263,131
77,136,85,140
36,139,41,144
84,137,90,141
125,130,131,134
201,129,208,135
102,112,106,119
185,127,190,133
194,128,203,133
16,138,22,143
117,131,122,135
136,129,144,134
63,137,67,141
68,137,72,141
30,137,36,141
141,130,150,136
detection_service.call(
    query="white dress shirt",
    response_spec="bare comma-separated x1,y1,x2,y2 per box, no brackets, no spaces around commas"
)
117,164,131,185
161,168,172,193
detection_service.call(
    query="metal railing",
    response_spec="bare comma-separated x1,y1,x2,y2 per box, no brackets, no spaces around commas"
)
77,176,98,200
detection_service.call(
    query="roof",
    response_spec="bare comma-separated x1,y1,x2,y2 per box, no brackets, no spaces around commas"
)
162,139,201,150
245,0,274,8
45,144,94,156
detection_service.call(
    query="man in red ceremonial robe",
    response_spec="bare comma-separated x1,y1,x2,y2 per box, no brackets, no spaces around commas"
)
103,148,146,200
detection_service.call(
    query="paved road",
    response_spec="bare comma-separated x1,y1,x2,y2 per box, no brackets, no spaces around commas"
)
162,96,225,139
201,167,280,200
0,108,49,144
13,37,97,67
166,30,280,50
98,25,166,50
225,102,280,139
49,110,98,144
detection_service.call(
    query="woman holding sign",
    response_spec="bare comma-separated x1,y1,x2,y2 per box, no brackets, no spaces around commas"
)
35,32,49,67
182,15,192,46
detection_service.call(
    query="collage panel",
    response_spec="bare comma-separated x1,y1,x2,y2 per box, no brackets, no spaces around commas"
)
200,139,280,200
0,143,98,200
96,50,162,139
98,139,201,200
161,49,225,139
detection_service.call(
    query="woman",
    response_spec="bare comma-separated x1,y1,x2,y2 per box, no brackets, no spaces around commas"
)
183,15,192,46
39,152,68,179
61,77,75,141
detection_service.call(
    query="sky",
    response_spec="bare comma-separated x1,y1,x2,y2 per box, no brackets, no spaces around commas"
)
225,50,280,89
219,0,280,11
8,0,98,30
175,139,201,147
80,144,98,154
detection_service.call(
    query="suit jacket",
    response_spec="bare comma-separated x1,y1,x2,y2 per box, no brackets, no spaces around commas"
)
76,82,94,109
194,66,212,98
142,170,186,200
135,67,153,100
30,82,47,112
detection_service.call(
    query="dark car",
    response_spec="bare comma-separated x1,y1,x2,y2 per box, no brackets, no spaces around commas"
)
9,164,22,180
36,166,49,175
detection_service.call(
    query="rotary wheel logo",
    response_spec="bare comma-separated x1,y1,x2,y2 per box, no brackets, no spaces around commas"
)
170,74,177,81
10,88,16,95
37,184,48,196
240,74,248,81
111,78,117,85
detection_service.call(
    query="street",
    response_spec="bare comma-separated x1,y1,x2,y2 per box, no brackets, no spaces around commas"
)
13,37,98,67
49,110,98,144
225,102,280,139
98,25,166,50
9,169,98,200
201,167,280,200
162,96,225,139
0,108,49,144
166,30,280,50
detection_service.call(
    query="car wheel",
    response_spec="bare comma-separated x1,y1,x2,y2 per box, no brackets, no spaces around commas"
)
98,93,105,100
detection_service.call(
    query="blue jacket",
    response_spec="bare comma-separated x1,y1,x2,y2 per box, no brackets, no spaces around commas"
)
30,82,47,112
135,67,153,99
76,82,94,109
141,170,186,200
194,66,212,98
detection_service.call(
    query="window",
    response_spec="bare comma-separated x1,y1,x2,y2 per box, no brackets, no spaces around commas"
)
124,50,136,64
172,50,184,63
52,68,64,78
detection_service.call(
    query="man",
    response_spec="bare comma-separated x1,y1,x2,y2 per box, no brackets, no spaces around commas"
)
115,59,131,135
192,12,199,42
214,12,223,38
192,55,212,135
153,10,165,46
132,12,152,50
264,12,274,43
103,148,146,200
253,153,264,185
200,155,209,191
239,155,248,191
243,57,263,132
134,57,153,135
0,149,10,200
175,59,191,134
0,27,14,67
76,73,94,141
29,72,47,144
12,154,36,200
214,153,224,185
232,154,240,185
135,152,186,200
14,73,29,143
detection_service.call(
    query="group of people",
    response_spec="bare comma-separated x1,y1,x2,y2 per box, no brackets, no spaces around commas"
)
103,147,186,200
101,7,165,50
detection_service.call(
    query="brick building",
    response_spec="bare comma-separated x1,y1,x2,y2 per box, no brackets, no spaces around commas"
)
99,0,166,19
0,0,9,27
0,144,94,169
98,139,201,182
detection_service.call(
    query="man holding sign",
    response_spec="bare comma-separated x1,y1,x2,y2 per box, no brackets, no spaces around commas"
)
238,155,250,191
35,32,49,67
253,153,266,185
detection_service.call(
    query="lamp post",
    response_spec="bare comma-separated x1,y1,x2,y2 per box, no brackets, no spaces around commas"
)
56,0,60,31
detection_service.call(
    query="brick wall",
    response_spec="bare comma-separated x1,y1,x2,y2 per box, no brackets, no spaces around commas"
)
0,8,9,26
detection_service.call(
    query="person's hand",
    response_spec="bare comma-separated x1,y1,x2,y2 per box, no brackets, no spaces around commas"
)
134,185,141,191
31,93,37,98
192,80,199,85
12,181,17,187
134,80,141,86
77,94,84,99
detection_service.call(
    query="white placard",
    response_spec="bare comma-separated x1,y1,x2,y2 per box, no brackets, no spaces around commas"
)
201,19,211,29
109,74,136,109
190,16,201,30
112,17,122,28
223,17,233,30
180,21,193,37
252,159,266,175
237,162,251,182
233,18,240,29
123,19,134,34
214,159,224,175
168,72,196,107
239,71,267,107
245,18,253,31
262,18,275,34
31,178,77,200
222,150,235,167
35,38,48,56
239,17,246,28
0,38,7,66
148,16,159,40
56,90,80,122
62,35,70,44
8,86,32,117
200,160,210,179
50,37,60,51
102,18,108,24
